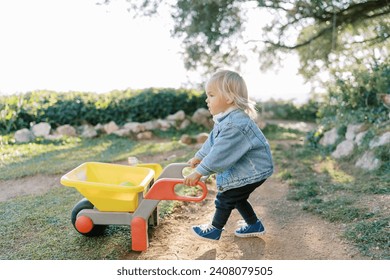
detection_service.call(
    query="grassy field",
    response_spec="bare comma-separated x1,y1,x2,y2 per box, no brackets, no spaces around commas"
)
0,133,192,180
0,128,202,259
0,124,389,259
272,133,389,259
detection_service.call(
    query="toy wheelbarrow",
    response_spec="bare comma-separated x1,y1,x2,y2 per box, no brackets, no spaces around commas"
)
60,162,207,251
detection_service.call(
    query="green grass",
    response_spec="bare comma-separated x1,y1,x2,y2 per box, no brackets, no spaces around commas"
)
273,130,390,259
0,132,198,259
345,217,390,259
0,136,134,179
0,187,133,259
1,123,389,259
0,134,193,180
262,123,304,141
302,197,374,223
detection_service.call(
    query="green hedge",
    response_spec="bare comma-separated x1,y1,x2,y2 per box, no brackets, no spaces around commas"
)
260,99,320,122
0,88,207,133
0,86,322,134
317,62,389,130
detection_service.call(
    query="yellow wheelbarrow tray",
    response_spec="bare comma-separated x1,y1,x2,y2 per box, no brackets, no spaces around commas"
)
61,162,159,212
60,162,207,251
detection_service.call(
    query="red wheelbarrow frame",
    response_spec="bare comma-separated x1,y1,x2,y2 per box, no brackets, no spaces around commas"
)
64,163,207,251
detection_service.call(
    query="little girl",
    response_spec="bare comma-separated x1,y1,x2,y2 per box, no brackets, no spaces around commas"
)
184,69,274,241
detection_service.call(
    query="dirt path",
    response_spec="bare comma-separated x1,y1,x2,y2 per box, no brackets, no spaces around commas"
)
0,163,364,260
123,174,364,260
0,136,366,260
0,174,61,202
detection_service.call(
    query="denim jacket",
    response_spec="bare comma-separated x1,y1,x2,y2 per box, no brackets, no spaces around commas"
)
195,109,274,192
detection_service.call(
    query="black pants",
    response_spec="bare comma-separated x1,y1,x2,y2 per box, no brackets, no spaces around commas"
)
211,179,266,230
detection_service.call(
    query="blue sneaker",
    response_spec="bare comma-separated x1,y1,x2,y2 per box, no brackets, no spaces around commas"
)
190,224,222,241
235,219,265,237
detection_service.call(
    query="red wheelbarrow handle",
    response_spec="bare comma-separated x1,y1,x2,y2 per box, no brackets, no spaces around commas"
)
144,178,207,202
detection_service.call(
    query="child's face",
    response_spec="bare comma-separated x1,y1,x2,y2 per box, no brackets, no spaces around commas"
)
205,83,233,116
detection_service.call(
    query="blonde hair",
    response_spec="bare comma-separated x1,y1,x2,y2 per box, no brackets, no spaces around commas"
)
206,70,257,119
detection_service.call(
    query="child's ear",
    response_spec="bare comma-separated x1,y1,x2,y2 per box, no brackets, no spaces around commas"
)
226,97,234,104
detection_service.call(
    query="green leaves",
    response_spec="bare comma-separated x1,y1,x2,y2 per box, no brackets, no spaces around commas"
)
0,89,206,134
318,62,390,128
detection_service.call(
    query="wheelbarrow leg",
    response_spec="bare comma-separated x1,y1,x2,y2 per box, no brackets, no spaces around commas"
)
131,217,148,251
131,199,160,251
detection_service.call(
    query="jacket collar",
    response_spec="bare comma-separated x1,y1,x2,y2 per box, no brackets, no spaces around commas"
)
213,107,240,123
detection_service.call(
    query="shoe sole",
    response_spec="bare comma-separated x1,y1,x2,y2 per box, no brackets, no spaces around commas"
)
234,231,265,238
189,228,220,242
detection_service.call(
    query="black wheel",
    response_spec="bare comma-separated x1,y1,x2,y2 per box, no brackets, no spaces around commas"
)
148,207,159,227
71,198,107,236
146,179,159,228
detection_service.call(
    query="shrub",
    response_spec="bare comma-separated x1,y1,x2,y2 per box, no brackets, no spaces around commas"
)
120,88,206,123
259,98,320,122
317,61,389,130
0,88,206,133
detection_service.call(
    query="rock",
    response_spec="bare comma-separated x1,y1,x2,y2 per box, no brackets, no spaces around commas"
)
112,128,131,137
331,140,355,158
80,125,97,138
355,151,381,171
14,128,34,143
179,119,191,130
157,119,172,131
167,110,185,121
345,123,364,140
136,131,153,140
191,108,213,128
56,124,77,137
354,131,368,146
319,128,339,146
123,122,144,133
142,120,160,131
103,121,119,134
166,154,177,161
127,156,139,166
94,123,104,133
369,132,390,148
31,122,51,137
196,133,209,144
180,134,193,145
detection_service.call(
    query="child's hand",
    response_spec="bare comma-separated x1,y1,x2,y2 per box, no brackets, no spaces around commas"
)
184,171,202,186
187,157,201,168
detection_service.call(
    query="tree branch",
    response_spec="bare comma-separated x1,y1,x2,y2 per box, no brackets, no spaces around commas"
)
263,0,390,50
263,25,333,49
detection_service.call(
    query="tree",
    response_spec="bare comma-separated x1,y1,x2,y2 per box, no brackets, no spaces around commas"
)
101,0,389,80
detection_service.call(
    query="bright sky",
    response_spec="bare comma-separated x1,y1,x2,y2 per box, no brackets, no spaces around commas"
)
0,0,311,103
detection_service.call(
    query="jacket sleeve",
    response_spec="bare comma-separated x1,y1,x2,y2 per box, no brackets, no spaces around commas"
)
195,125,251,176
